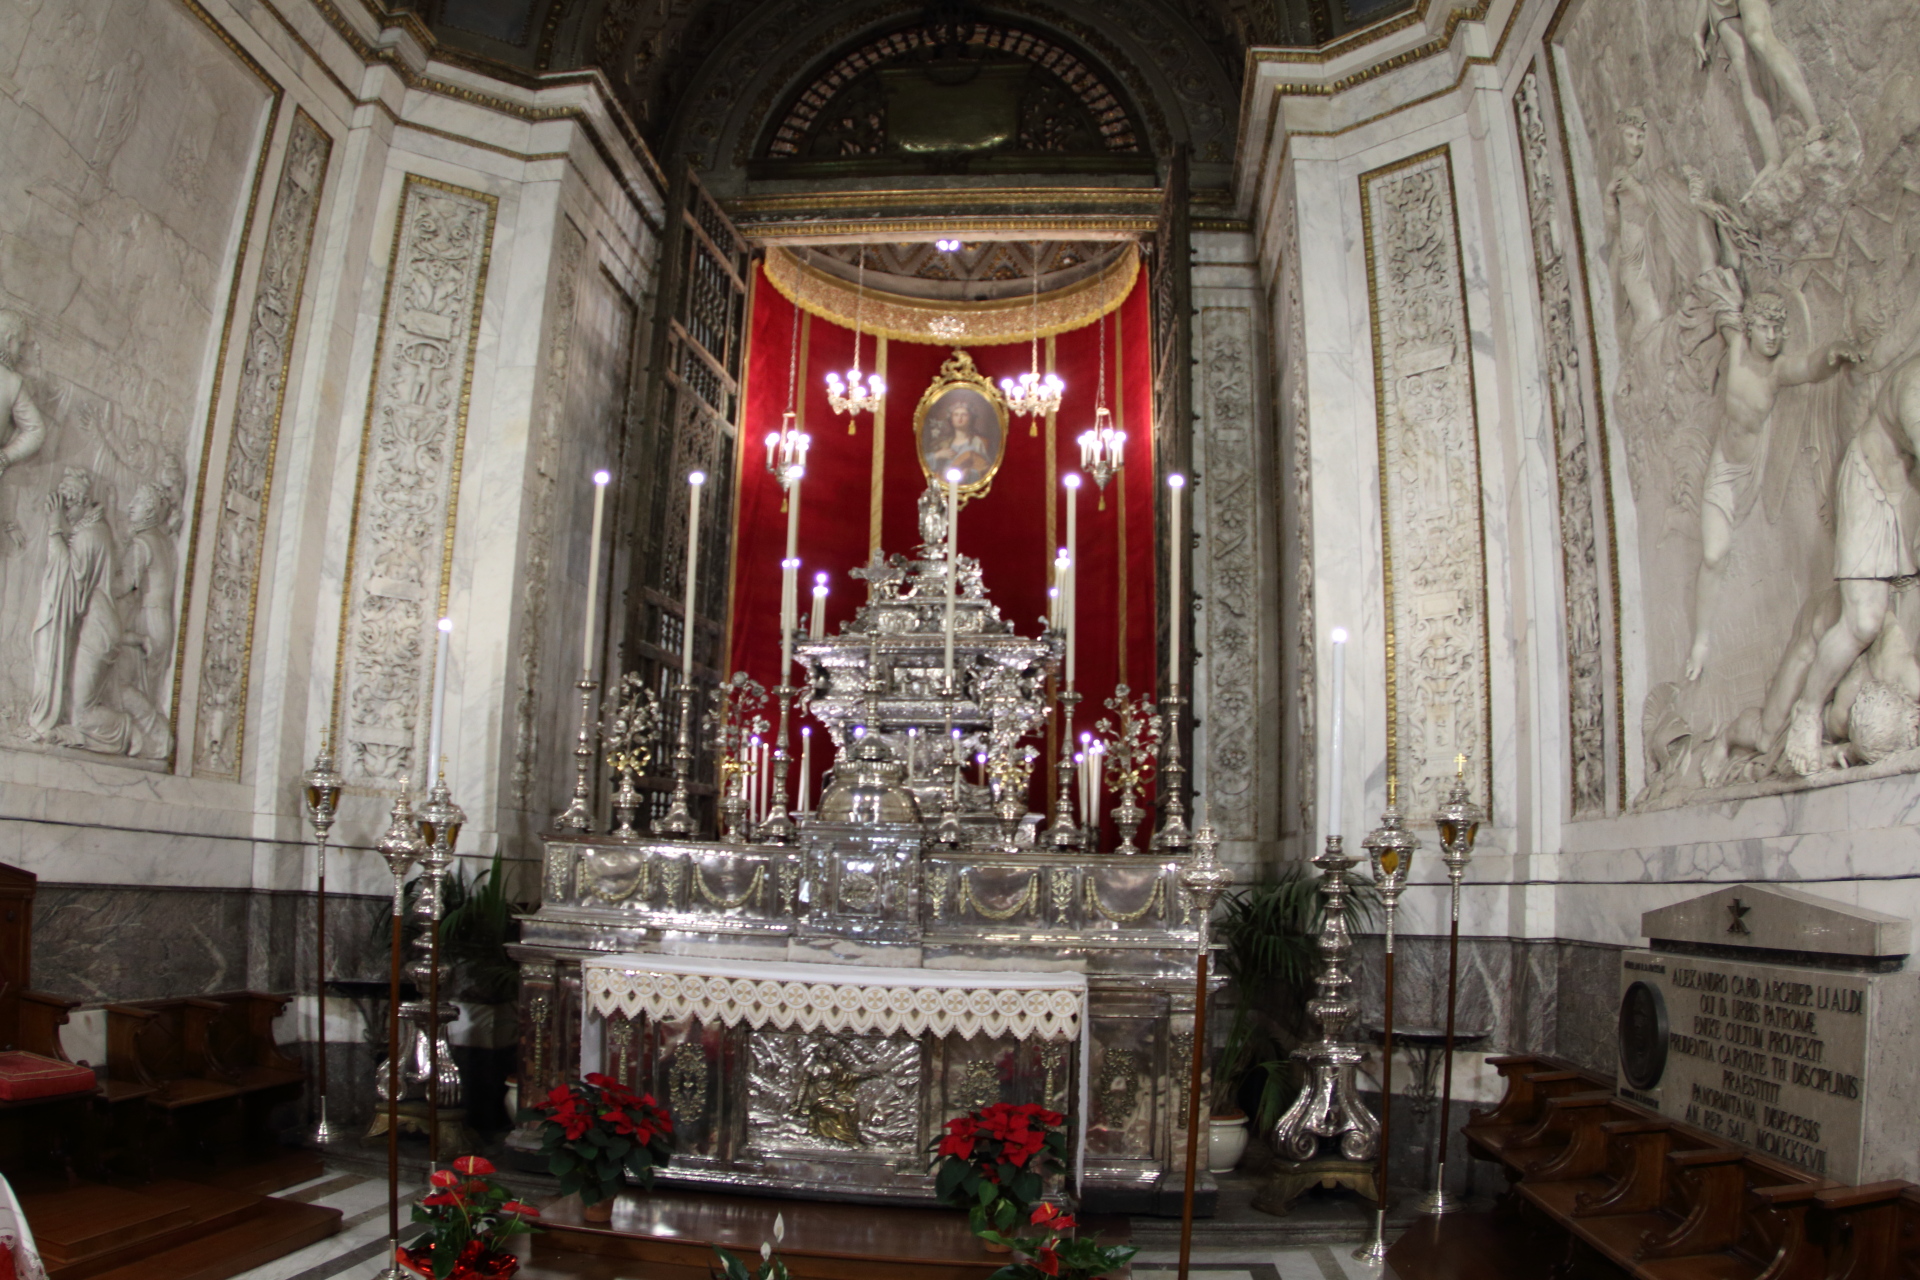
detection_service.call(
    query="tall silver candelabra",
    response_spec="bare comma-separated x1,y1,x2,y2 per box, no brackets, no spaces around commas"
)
1045,690,1082,849
656,682,698,836
1152,693,1192,851
380,773,465,1163
301,742,343,1146
556,674,599,832
756,683,799,844
1269,835,1378,1167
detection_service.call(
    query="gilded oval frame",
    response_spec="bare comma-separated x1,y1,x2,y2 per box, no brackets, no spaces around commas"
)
914,349,1009,503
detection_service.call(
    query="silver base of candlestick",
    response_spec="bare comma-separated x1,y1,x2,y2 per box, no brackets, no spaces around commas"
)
307,1097,340,1147
1351,1209,1389,1264
1417,1182,1461,1216
656,683,698,837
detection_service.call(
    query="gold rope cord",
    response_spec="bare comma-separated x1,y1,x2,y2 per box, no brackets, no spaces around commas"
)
1083,875,1164,924
693,863,767,910
765,245,1138,346
960,868,1040,921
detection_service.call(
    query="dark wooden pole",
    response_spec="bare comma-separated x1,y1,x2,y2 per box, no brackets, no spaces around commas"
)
1176,950,1209,1280
386,904,404,1267
1432,913,1461,1190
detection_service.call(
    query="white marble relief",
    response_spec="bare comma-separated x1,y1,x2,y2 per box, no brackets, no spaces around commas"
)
0,0,271,761
1559,0,1920,805
1280,197,1316,844
335,176,497,788
1198,306,1258,842
1361,148,1493,821
194,112,332,779
1516,68,1611,817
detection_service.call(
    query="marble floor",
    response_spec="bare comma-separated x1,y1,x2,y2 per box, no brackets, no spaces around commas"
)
225,1167,1394,1280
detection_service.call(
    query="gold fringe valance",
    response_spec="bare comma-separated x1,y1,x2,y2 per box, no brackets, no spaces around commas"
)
763,243,1139,345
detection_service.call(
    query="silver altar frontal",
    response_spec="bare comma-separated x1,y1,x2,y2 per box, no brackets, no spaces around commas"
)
510,505,1207,1210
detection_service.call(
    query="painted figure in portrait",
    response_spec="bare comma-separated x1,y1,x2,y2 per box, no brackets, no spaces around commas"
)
915,350,1009,495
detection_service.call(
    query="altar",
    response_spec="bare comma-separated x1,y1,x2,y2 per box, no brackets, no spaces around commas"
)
507,480,1210,1212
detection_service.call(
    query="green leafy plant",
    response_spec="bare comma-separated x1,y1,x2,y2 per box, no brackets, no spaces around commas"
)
366,851,523,1004
978,1202,1138,1280
714,1212,790,1280
398,1154,539,1279
521,1074,673,1208
1210,866,1380,1115
929,1103,1069,1238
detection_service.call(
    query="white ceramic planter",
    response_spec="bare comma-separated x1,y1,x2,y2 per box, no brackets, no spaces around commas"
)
1208,1113,1250,1173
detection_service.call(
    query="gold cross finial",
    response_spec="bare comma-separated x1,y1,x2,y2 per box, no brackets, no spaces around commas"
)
1455,753,1467,779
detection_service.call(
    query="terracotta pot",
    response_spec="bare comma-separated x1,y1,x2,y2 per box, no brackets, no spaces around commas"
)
982,1240,1012,1254
581,1196,616,1223
1208,1112,1250,1173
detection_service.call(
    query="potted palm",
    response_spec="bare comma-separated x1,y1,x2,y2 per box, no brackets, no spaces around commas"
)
522,1073,673,1222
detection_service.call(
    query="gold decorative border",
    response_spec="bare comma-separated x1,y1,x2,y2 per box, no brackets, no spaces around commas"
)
167,0,286,770
195,109,336,780
764,245,1138,346
911,350,1011,502
1359,144,1495,819
327,173,500,769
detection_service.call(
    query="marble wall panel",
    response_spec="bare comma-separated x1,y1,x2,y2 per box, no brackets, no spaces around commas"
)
0,0,276,763
1556,0,1920,803
1360,147,1494,822
332,176,498,789
193,110,333,778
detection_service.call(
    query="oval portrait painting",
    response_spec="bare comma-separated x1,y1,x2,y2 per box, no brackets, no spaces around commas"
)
915,351,1008,496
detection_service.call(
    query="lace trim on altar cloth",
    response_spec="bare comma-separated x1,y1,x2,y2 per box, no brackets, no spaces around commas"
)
583,967,1082,1041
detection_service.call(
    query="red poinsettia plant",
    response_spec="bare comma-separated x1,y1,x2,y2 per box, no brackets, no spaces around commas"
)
979,1203,1138,1280
522,1073,674,1208
398,1155,540,1280
929,1102,1070,1237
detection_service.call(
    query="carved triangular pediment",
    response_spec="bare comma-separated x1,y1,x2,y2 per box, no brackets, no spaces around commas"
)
1642,883,1908,960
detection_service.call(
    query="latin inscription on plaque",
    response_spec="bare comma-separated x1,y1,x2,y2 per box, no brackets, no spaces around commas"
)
1617,950,1870,1179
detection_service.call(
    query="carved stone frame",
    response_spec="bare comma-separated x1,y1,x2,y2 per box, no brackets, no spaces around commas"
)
913,349,1010,503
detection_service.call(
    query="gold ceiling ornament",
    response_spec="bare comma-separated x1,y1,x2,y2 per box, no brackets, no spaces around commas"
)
765,243,1138,346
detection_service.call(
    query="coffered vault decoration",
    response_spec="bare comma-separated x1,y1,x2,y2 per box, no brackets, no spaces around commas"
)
331,176,497,789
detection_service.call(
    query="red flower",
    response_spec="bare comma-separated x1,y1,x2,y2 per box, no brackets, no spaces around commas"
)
421,1191,460,1207
501,1201,540,1217
1034,1245,1061,1276
584,1072,617,1089
1030,1203,1077,1232
937,1131,976,1161
429,1168,459,1188
454,1155,496,1176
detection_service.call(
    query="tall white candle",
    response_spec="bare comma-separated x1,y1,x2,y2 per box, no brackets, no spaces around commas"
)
1329,627,1347,840
760,739,772,821
1064,475,1081,688
1167,474,1185,694
681,472,706,682
811,573,828,639
943,468,961,692
428,616,452,778
582,470,611,673
799,728,813,815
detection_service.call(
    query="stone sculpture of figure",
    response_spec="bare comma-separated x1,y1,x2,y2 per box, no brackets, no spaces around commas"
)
29,469,117,745
1602,112,1720,347
113,481,177,759
1692,0,1824,185
1783,357,1920,774
0,313,49,547
1685,275,1860,682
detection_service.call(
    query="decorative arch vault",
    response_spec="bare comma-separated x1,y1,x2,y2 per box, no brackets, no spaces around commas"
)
759,19,1147,162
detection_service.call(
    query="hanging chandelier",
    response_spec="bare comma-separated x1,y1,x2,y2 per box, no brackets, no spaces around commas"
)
1001,242,1064,420
1077,287,1123,491
826,250,885,418
764,410,809,487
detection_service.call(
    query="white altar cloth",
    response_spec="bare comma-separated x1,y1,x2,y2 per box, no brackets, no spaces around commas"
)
579,953,1092,1184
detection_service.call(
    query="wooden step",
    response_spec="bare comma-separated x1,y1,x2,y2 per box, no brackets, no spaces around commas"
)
191,1148,326,1196
37,1181,259,1279
82,1197,340,1280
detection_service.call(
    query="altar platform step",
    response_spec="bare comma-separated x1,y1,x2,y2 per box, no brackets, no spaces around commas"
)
531,1186,1132,1280
22,1166,341,1280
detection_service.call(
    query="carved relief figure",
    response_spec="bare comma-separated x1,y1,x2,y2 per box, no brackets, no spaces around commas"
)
113,481,177,759
1692,0,1823,186
1685,274,1861,682
1603,112,1719,347
0,314,48,548
29,469,116,746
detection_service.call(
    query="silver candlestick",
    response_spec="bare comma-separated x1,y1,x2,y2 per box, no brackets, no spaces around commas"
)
1045,690,1082,849
555,674,599,833
1152,693,1192,851
402,772,466,1165
301,740,343,1146
656,682,699,836
756,683,799,844
1419,756,1483,1216
1353,784,1418,1266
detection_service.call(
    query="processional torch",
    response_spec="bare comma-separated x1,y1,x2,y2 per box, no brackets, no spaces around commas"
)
375,787,424,1280
1420,756,1482,1215
1175,824,1230,1280
300,740,343,1145
1353,782,1418,1266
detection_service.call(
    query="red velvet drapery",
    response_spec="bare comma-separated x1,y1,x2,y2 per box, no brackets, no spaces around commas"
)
726,264,1158,832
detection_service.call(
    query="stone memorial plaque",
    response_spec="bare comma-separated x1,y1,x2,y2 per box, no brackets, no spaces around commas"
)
1616,885,1919,1184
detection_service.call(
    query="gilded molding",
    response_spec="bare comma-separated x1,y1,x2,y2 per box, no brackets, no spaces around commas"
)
328,174,498,787
193,110,335,779
1359,145,1494,818
764,245,1137,345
